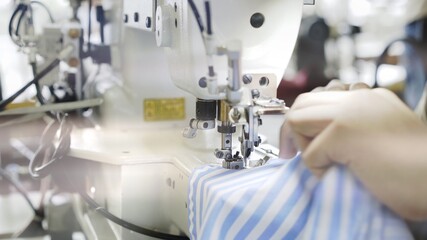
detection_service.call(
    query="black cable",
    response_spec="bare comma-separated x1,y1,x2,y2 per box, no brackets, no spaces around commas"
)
15,5,28,37
100,23,105,44
62,172,189,240
35,119,187,239
204,1,212,35
78,191,189,240
13,1,55,40
30,62,45,105
30,0,55,23
9,4,23,37
188,0,204,33
203,1,216,80
9,2,56,113
0,168,43,218
0,58,60,111
95,5,105,44
188,0,215,78
30,63,56,119
88,0,92,54
78,36,86,98
8,4,26,45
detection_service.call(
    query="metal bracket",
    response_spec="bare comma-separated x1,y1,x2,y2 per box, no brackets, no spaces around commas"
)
222,160,244,170
123,0,157,31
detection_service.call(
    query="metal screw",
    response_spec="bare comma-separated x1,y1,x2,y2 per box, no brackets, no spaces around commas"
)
250,12,265,28
215,150,224,158
231,108,241,121
68,29,80,39
145,17,151,28
68,58,79,67
199,77,207,88
255,136,261,147
242,74,252,84
251,89,260,99
259,77,270,86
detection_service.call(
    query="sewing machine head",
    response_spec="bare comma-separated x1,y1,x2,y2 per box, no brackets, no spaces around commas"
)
154,0,306,169
0,1,313,239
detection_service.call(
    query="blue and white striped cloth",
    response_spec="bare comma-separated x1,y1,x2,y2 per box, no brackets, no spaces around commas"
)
188,155,413,239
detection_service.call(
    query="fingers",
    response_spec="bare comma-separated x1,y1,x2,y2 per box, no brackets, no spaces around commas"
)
325,79,348,91
372,88,402,104
302,123,338,178
372,88,416,116
290,130,312,153
311,80,347,93
283,92,343,154
287,104,338,138
293,82,370,111
285,104,339,158
292,91,346,110
281,80,370,170
313,80,370,93
349,82,370,90
326,80,370,91
285,82,371,177
279,121,298,159
311,87,325,93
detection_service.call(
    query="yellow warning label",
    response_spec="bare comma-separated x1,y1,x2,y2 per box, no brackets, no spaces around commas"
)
144,98,186,121
5,101,36,110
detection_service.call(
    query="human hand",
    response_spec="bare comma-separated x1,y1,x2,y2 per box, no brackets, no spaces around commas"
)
283,88,427,220
279,80,369,159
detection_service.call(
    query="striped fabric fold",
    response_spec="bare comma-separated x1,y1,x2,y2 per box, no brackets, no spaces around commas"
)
188,155,413,240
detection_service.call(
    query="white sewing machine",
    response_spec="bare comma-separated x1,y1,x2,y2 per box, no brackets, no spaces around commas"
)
66,0,311,239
